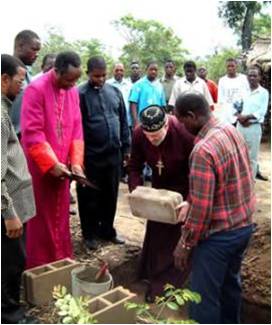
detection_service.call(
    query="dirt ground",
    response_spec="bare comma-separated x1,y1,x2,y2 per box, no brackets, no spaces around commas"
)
241,142,271,307
28,142,271,323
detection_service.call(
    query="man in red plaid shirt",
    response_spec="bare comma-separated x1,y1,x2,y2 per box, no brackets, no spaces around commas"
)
174,92,255,324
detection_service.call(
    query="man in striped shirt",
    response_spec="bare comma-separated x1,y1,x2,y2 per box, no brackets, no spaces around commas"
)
174,92,255,324
1,54,37,324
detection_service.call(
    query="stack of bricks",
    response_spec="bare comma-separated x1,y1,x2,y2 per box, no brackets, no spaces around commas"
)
128,186,183,224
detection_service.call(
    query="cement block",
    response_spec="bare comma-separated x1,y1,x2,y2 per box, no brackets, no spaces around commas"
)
128,186,183,224
87,286,137,324
23,258,81,305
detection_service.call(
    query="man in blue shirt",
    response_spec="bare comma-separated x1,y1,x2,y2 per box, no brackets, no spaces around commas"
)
129,61,166,128
236,67,269,178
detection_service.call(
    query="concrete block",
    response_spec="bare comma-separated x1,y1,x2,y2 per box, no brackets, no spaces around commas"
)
23,258,81,305
87,286,137,324
128,186,183,224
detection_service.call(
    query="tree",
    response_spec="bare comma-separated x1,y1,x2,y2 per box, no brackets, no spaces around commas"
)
33,27,113,82
113,15,189,75
218,1,270,51
252,13,271,40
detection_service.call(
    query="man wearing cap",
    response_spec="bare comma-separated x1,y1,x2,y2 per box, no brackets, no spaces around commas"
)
128,105,194,302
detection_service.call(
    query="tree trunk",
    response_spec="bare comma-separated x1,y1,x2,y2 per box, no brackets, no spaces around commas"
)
242,4,256,51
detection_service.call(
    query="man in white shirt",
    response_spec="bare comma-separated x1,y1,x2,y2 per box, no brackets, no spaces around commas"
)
169,61,213,109
236,67,269,178
107,63,132,183
218,58,250,124
107,63,132,128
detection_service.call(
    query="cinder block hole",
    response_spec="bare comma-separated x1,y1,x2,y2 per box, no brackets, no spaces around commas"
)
104,289,128,303
29,266,53,275
51,260,72,268
88,298,109,314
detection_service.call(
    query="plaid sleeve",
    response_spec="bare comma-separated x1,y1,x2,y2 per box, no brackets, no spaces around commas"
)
179,149,215,248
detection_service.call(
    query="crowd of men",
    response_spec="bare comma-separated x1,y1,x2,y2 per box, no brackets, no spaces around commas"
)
1,29,269,324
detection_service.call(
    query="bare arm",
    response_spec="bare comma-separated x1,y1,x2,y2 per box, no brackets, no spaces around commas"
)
130,102,139,129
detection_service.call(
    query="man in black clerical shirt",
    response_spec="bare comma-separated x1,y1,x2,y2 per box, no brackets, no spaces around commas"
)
77,56,130,250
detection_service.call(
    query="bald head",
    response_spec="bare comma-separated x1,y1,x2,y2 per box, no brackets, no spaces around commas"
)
113,62,125,82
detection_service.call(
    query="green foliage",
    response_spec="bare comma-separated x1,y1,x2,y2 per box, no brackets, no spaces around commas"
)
218,2,262,29
125,283,201,324
53,283,200,324
252,13,271,39
218,1,270,50
113,14,189,76
198,48,241,83
32,27,113,82
52,285,97,324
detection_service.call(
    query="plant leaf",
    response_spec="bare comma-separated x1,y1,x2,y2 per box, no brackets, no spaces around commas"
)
175,295,184,306
166,301,179,311
155,296,165,305
125,302,139,310
164,283,175,291
58,310,68,316
62,316,73,324
165,290,173,297
61,286,67,296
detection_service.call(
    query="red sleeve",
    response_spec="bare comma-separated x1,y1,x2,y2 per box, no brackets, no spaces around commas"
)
70,140,84,166
208,80,218,103
28,142,58,174
21,85,59,174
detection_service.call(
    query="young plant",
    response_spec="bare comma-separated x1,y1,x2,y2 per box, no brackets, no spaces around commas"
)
52,285,97,324
125,283,201,324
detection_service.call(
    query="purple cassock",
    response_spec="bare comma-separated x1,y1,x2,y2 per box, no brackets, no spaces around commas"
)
128,115,195,299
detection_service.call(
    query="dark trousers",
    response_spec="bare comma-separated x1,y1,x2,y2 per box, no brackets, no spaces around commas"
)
121,127,132,180
77,164,120,240
189,225,253,324
1,219,26,324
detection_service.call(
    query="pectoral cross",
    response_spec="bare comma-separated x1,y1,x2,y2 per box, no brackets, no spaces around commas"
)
156,159,164,176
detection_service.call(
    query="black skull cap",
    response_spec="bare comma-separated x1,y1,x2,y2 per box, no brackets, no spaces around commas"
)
140,105,166,132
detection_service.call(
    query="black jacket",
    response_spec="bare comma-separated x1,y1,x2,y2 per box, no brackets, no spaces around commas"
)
78,82,130,168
